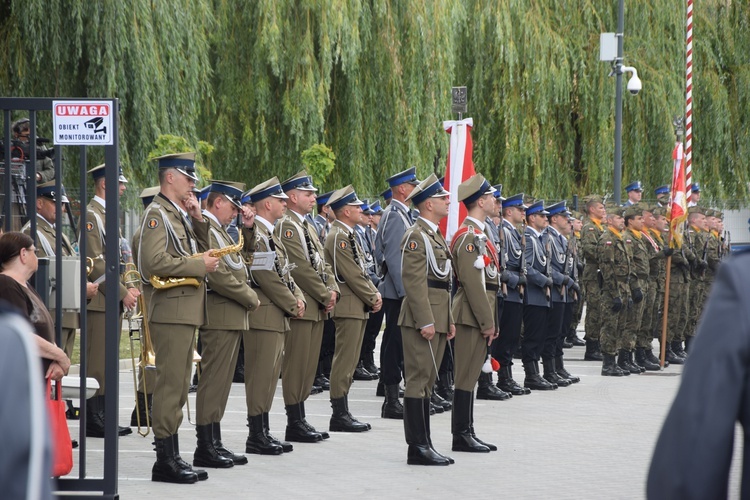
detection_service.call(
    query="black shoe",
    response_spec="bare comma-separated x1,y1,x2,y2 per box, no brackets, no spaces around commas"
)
476,372,512,400
555,355,580,383
188,384,198,393
285,404,323,443
431,389,452,411
523,361,556,390
363,351,380,376
568,333,586,347
646,348,666,367
601,353,624,376
310,385,323,395
562,339,573,349
262,412,293,452
451,390,490,453
435,375,454,402
353,361,375,381
430,400,444,414
212,422,247,465
584,340,603,361
152,435,199,484
245,414,283,455
130,392,152,427
618,350,641,374
86,396,132,437
170,434,207,480
66,400,80,420
403,398,451,466
496,365,530,395
542,358,571,387
193,424,234,468
635,348,660,371
299,401,329,440
665,344,685,365
381,384,404,419
330,396,370,432
671,341,688,360
376,380,385,397
314,374,330,391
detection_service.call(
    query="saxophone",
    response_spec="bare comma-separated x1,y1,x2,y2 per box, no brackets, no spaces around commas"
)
149,231,244,289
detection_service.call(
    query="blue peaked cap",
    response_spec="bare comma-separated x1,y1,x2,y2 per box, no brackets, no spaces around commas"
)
386,166,419,188
625,181,643,192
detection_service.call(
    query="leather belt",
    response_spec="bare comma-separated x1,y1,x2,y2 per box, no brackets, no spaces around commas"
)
426,279,450,291
485,283,499,292
506,266,521,272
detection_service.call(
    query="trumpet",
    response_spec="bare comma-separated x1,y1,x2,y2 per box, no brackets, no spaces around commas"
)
149,231,244,289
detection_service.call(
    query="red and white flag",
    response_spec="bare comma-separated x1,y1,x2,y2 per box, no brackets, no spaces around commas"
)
669,141,688,248
440,118,475,242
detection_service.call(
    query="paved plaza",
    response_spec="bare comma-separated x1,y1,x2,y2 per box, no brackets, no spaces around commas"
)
61,338,743,499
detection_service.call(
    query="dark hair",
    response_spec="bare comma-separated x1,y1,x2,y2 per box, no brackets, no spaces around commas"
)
206,191,221,208
0,231,34,270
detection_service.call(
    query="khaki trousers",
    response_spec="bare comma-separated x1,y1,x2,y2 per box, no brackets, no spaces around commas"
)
330,317,366,399
282,319,324,405
453,324,487,392
402,325,446,399
86,310,122,396
196,329,242,425
243,329,284,416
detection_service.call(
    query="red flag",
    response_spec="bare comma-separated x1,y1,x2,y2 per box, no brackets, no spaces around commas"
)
669,141,688,248
440,118,476,242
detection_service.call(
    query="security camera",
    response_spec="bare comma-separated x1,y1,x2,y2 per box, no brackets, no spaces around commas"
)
622,66,641,95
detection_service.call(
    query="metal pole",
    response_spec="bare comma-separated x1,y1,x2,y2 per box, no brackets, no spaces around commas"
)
613,0,625,205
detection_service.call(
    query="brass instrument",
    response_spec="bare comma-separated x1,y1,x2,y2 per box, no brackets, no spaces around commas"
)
86,257,94,276
149,230,244,289
123,263,156,436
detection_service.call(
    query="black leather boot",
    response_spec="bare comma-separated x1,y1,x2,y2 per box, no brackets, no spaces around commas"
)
329,396,370,432
618,350,641,374
172,434,208,480
422,398,454,464
671,340,688,360
354,360,375,381
193,424,234,468
382,384,405,419
584,339,603,361
300,401,329,439
555,355,580,383
523,360,556,390
262,412,292,452
496,365,529,395
403,398,450,466
476,372,512,400
212,422,247,465
469,392,497,452
601,353,625,376
245,414,283,455
435,374,454,402
86,395,132,437
431,387,452,411
542,358,568,387
376,380,385,397
152,435,199,484
627,350,646,373
314,373,331,390
567,330,586,346
451,390,490,453
363,350,380,376
665,343,684,365
646,348,666,367
130,391,152,427
285,403,322,443
430,399,444,414
635,348,660,371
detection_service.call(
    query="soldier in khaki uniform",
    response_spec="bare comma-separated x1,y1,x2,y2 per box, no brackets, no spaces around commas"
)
324,186,382,432
620,205,650,372
138,152,219,484
399,174,455,466
276,171,339,443
192,181,258,468
580,195,606,361
686,206,710,351
80,164,137,437
241,177,305,455
450,174,499,453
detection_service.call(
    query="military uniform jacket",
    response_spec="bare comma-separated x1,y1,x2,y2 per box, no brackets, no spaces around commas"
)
643,229,665,280
203,214,259,330
313,214,329,245
624,229,650,288
524,226,551,307
22,215,79,329
581,217,605,281
597,227,635,299
450,219,499,331
542,226,570,303
688,227,708,282
138,193,210,326
375,200,412,300
706,230,722,278
325,220,379,320
244,220,304,333
398,218,454,333
501,220,524,304
275,212,338,322
670,235,695,283
355,224,380,287
81,198,128,312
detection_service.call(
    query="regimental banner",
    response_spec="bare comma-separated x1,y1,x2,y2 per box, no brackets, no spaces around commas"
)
669,141,688,248
440,117,476,243
52,100,113,145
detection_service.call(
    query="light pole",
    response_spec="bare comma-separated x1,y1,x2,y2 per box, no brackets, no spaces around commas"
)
601,0,641,205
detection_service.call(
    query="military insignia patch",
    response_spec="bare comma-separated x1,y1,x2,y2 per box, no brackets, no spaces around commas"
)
605,241,612,246
85,221,94,232
283,229,294,239
407,240,419,251
626,239,632,244
338,240,348,249
466,243,475,252
147,218,159,229
588,227,595,231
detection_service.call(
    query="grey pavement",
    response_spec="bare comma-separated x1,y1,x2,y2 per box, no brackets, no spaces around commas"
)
60,335,744,499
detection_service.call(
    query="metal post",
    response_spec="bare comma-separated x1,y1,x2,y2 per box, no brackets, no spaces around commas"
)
613,0,625,205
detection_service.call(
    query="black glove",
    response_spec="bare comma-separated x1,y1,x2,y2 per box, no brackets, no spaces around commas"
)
632,288,643,303
500,269,511,283
545,277,553,288
662,247,675,257
518,274,527,286
611,297,623,313
570,281,580,293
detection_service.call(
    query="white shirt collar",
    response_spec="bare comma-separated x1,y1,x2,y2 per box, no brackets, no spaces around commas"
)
418,216,439,233
93,195,105,210
256,215,275,233
528,225,542,237
337,220,355,234
202,209,221,227
465,216,485,231
391,199,409,212
38,214,55,229
289,209,306,223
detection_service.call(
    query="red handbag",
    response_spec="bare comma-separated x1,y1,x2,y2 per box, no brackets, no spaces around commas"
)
47,378,73,477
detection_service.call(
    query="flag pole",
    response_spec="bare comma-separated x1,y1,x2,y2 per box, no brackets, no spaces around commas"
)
685,0,694,202
659,254,672,369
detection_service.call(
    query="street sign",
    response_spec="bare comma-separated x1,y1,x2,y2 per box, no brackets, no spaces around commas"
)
53,100,113,145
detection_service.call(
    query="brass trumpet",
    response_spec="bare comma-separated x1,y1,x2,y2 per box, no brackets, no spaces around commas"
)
149,231,244,289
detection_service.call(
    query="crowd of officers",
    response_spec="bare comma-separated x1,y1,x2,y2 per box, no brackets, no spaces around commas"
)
19,153,730,479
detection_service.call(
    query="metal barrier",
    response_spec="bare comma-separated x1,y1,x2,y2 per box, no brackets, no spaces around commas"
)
1,97,121,499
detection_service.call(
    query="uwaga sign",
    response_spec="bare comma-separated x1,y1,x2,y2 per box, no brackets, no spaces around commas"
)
53,100,113,146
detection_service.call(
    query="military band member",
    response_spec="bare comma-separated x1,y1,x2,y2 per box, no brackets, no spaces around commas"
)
241,177,305,455
325,186,382,432
620,205,649,373
493,193,530,396
313,190,334,244
581,195,606,361
450,174,498,453
622,181,643,207
353,201,381,381
192,181,257,469
375,166,419,419
399,174,454,466
360,200,385,378
81,163,137,437
138,152,218,484
276,171,338,443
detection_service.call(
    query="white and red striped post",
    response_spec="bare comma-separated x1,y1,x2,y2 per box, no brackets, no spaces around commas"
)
685,0,694,203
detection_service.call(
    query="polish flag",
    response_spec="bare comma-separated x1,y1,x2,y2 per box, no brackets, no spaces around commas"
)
669,141,688,248
440,118,476,242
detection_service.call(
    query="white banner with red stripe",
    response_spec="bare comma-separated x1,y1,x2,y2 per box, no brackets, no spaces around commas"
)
440,118,475,242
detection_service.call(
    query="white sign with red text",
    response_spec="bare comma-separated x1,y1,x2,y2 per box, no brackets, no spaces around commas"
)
53,100,113,145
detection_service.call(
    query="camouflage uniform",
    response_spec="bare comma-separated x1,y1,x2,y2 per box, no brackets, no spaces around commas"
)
597,222,635,356
622,226,649,352
581,214,605,349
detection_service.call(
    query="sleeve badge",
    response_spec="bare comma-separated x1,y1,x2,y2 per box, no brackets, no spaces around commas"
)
85,221,94,232
283,229,294,239
465,243,475,252
147,218,159,229
407,240,419,251
338,240,348,249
